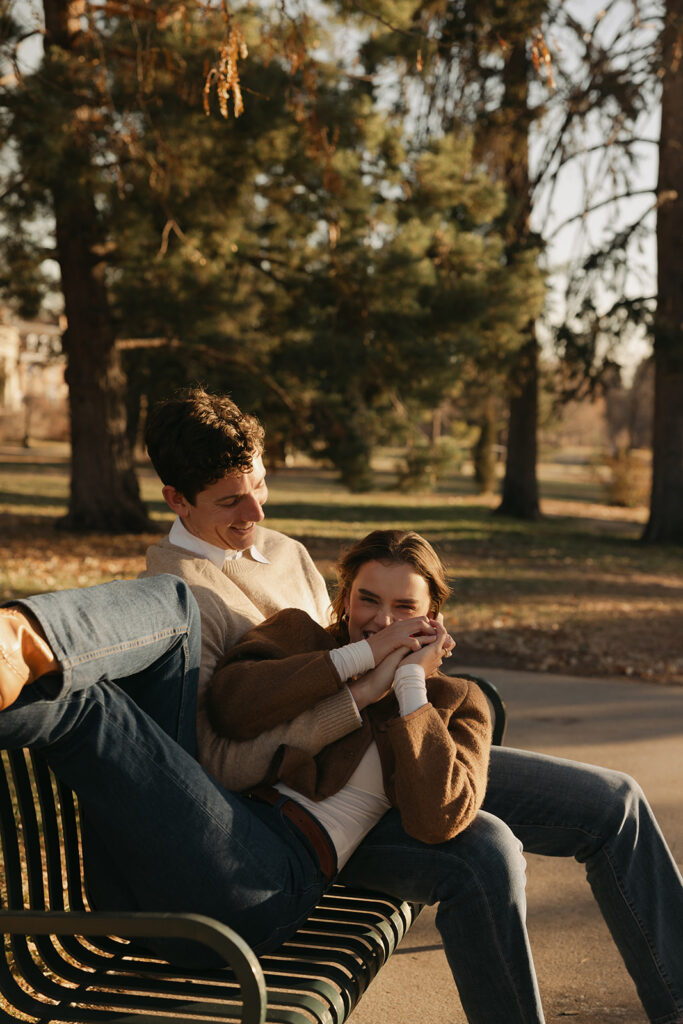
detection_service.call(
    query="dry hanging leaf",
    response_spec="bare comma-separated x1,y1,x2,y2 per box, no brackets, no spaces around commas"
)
203,19,248,118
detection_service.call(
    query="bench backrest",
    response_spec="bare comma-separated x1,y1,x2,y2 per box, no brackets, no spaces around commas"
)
1,748,85,913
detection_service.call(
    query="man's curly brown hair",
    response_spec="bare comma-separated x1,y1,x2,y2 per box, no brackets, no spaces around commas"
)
145,387,265,502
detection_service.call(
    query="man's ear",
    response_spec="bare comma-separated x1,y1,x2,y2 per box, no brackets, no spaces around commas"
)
162,485,192,518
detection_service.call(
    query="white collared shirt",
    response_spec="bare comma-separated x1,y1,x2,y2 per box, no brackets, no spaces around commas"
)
168,517,270,569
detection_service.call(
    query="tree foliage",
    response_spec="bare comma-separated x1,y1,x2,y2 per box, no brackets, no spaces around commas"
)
5,0,675,531
338,0,682,538
1,0,548,499
334,0,549,511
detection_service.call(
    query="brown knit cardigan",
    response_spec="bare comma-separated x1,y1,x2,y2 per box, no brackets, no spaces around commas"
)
209,608,492,844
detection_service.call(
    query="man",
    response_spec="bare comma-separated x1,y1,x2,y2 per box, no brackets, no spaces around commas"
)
142,388,361,788
142,387,683,1024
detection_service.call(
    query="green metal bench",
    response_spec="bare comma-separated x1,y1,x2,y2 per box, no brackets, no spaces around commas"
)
0,674,505,1024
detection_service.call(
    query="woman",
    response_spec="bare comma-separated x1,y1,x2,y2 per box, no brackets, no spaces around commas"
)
208,529,492,863
207,529,683,1024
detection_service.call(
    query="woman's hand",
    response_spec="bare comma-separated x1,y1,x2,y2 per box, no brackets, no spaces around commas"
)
365,616,436,666
399,619,454,678
349,648,406,711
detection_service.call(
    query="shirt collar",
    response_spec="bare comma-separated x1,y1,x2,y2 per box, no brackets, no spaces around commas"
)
168,517,269,568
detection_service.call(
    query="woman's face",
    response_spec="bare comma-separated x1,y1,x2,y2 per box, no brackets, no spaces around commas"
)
344,560,432,643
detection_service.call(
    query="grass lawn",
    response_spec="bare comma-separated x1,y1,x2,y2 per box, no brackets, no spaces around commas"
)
1,441,682,686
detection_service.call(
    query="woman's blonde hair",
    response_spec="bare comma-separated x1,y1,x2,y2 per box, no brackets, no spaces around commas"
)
331,529,450,625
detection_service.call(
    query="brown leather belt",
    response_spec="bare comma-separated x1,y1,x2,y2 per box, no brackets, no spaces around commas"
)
247,785,337,884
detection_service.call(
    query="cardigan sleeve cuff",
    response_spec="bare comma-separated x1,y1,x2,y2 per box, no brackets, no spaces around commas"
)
314,686,363,746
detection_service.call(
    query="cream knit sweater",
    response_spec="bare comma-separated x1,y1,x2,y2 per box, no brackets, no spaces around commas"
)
142,526,362,789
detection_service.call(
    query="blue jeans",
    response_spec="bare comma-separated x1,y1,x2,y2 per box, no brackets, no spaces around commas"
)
0,576,327,964
340,746,683,1024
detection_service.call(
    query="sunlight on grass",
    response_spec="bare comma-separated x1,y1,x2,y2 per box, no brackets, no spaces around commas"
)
1,443,682,684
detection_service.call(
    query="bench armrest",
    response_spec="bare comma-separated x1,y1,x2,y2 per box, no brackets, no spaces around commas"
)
0,909,267,1024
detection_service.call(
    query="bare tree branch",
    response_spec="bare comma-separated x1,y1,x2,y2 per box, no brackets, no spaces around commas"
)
548,189,658,240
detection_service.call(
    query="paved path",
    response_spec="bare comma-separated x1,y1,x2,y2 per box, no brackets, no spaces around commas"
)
349,667,683,1024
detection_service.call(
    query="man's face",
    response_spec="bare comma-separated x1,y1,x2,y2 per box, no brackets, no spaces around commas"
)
163,454,268,551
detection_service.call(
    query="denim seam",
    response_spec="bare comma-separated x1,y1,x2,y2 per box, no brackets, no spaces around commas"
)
179,635,193,740
599,842,682,1019
59,627,190,670
505,820,601,841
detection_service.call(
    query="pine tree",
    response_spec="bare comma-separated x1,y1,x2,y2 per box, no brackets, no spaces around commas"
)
1,1,334,525
333,0,549,505
2,0,154,530
99,9,540,491
0,1,559,506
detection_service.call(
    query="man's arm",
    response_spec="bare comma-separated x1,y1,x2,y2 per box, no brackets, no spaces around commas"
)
143,537,362,791
208,610,346,739
193,592,363,790
198,688,360,791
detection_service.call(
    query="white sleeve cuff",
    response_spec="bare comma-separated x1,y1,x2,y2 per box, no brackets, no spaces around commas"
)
329,639,375,681
393,664,428,716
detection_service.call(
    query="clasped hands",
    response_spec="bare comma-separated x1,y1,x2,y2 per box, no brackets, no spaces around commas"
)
349,617,455,711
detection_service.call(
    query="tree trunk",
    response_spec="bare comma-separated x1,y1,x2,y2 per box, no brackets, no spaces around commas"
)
43,0,152,532
495,39,541,520
473,395,498,494
642,0,683,544
497,333,540,518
